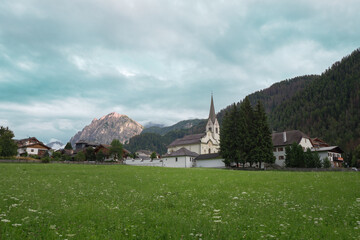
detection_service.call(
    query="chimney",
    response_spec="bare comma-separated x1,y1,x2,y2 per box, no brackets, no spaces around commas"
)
283,131,287,143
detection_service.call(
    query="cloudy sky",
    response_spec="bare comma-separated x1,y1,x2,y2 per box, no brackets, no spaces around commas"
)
0,0,359,144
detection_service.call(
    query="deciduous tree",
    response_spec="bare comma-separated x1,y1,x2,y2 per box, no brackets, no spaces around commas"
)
0,126,18,157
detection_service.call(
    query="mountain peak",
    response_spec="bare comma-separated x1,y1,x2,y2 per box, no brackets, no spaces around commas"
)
70,112,143,146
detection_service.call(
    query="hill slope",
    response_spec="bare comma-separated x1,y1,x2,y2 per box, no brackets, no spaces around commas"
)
269,49,360,150
70,112,144,146
142,119,204,136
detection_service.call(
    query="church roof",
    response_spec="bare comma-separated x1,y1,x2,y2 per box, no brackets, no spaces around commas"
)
208,95,216,124
272,130,310,147
163,147,199,157
168,133,205,147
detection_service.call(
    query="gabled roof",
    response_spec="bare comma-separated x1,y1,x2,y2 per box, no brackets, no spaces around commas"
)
272,130,310,147
163,147,199,157
19,143,51,150
168,133,206,147
194,153,220,160
311,146,344,153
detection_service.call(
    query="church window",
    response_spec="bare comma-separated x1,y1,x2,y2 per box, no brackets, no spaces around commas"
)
209,127,212,131
208,148,211,154
215,128,218,133
175,157,178,162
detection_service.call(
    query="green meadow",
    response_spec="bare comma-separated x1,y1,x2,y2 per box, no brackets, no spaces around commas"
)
0,164,359,239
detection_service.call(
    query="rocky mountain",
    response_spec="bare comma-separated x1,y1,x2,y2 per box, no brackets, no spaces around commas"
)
70,112,144,147
47,140,65,150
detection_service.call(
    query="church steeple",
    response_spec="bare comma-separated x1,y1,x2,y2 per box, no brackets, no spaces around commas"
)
208,94,216,124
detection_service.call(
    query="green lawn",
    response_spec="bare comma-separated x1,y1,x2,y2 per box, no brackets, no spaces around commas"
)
0,164,359,239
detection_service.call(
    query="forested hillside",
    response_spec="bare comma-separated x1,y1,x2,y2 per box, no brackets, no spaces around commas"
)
216,75,317,126
270,49,360,150
142,119,204,135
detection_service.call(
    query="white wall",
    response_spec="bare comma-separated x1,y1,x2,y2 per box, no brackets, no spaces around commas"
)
195,159,225,168
163,156,195,168
273,137,313,167
124,159,163,167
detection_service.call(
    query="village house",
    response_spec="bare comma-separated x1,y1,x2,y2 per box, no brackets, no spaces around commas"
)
272,130,313,167
16,137,51,157
272,131,344,168
310,137,344,167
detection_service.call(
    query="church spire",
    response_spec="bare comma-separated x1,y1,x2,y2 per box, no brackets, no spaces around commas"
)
208,94,216,124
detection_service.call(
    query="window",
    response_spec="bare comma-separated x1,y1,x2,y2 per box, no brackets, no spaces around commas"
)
278,147,283,152
175,157,178,162
209,127,212,131
273,148,277,152
209,148,211,154
216,128,218,133
279,156,284,160
31,149,34,152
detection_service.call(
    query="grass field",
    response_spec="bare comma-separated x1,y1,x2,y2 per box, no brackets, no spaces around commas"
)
0,164,359,239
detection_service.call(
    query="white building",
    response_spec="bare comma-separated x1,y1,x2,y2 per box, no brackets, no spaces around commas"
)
162,147,198,168
272,130,313,167
311,146,344,168
16,137,51,157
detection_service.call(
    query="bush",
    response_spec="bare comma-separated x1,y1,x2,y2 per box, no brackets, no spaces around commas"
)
322,157,331,168
41,156,50,163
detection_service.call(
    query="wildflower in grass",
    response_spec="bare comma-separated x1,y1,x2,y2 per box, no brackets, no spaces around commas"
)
28,208,37,212
356,198,360,202
49,225,56,230
1,219,10,223
214,220,222,223
213,209,220,213
242,192,247,195
233,197,239,200
12,223,22,227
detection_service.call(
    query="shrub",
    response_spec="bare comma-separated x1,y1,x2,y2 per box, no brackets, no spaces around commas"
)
322,157,331,168
41,156,50,163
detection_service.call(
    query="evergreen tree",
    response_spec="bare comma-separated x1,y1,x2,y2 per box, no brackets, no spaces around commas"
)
75,151,86,161
150,152,157,160
220,104,239,166
0,126,18,157
253,101,275,168
64,142,73,150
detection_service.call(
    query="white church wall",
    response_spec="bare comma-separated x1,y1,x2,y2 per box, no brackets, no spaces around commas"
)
196,159,225,168
168,144,201,155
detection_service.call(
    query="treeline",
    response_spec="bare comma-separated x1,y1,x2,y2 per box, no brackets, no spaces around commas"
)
220,98,274,167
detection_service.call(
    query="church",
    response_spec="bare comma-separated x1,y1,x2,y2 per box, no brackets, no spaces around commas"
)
163,96,224,168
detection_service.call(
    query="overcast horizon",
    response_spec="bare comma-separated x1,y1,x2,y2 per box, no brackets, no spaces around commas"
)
1,0,359,144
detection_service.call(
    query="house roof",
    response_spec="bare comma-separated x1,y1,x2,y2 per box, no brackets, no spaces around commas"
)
272,130,310,147
20,143,51,150
311,146,344,153
163,147,199,157
194,153,221,160
311,138,330,148
168,133,205,147
16,137,42,147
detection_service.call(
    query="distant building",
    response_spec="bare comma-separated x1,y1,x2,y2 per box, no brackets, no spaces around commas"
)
75,140,99,150
311,146,344,168
272,130,313,167
16,137,51,157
